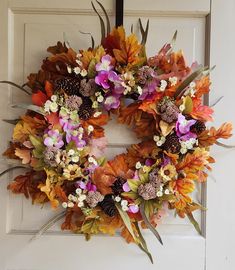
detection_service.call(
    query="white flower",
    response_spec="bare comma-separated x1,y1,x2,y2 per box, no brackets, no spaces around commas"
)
157,191,163,197
161,137,166,144
115,196,121,202
50,102,58,113
164,189,170,195
190,81,196,88
121,200,128,206
76,188,82,195
44,100,52,112
122,205,129,211
180,147,187,154
74,67,81,74
97,95,104,103
95,92,101,97
169,76,178,86
156,141,163,147
153,135,160,142
92,101,98,109
135,161,142,169
68,149,75,156
78,127,84,133
88,156,97,165
51,95,57,102
88,125,94,132
137,86,143,95
80,69,87,77
160,80,167,91
78,194,87,202
68,202,75,208
94,111,102,118
71,156,79,163
67,66,72,74
77,201,84,208
62,202,68,208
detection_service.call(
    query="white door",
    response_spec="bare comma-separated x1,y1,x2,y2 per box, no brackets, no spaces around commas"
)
0,0,234,269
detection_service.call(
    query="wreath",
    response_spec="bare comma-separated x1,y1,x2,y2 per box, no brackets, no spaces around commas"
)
1,2,233,263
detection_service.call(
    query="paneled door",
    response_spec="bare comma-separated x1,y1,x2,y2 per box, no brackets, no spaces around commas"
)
0,0,234,269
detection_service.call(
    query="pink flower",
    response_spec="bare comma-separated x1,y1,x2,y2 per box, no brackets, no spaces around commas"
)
176,114,197,141
104,94,121,110
44,129,64,149
95,71,110,89
78,180,97,191
96,55,113,72
122,181,131,192
128,204,139,214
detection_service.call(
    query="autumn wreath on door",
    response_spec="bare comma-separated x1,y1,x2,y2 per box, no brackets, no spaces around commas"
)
1,1,233,263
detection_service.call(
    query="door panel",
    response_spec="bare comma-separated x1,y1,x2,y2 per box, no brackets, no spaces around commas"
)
0,1,211,269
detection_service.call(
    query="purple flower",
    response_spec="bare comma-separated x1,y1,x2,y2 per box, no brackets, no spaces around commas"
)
103,94,121,110
176,114,197,141
138,81,158,101
145,159,155,166
122,182,131,192
78,180,97,192
128,204,139,214
96,55,113,72
95,71,110,89
44,129,64,149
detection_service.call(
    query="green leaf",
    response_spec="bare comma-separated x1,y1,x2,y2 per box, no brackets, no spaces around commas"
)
87,58,97,78
127,179,139,192
183,96,193,114
115,203,139,243
81,217,100,236
140,203,163,245
174,67,207,98
122,191,138,200
187,212,201,234
29,135,44,149
97,157,107,166
134,222,154,264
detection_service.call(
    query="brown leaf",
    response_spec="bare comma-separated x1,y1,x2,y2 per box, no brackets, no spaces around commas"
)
47,41,68,55
15,148,31,164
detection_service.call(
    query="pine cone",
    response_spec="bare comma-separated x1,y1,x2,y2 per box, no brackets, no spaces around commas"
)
99,194,116,217
86,191,104,208
163,134,181,153
78,98,94,120
157,97,179,123
190,120,206,134
111,177,126,195
54,77,80,96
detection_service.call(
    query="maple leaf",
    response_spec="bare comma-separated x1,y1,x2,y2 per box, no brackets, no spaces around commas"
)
176,148,210,178
92,154,131,195
13,121,35,143
47,41,68,55
99,212,123,236
197,130,216,147
126,141,160,168
82,113,109,138
118,102,142,126
210,122,233,140
8,173,31,198
3,142,21,159
170,178,195,210
190,98,214,122
61,209,81,231
103,26,144,67
195,76,211,98
15,148,31,164
81,46,106,69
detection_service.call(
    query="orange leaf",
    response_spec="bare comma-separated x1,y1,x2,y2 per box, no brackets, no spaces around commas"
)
195,76,211,98
15,148,31,164
176,148,210,175
32,90,48,106
210,122,233,140
8,173,31,198
92,154,130,195
190,98,214,122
